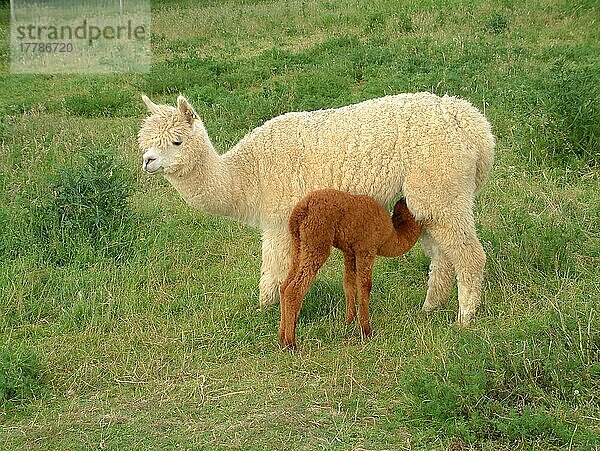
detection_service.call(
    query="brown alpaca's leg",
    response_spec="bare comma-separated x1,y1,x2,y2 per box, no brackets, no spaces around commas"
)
279,267,295,346
355,253,375,338
278,273,304,349
278,282,298,349
278,246,330,349
343,252,358,324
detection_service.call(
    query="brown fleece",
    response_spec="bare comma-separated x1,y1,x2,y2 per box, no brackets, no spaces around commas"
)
278,189,421,349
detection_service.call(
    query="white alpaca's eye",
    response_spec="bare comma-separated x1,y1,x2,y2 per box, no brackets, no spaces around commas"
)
172,140,183,146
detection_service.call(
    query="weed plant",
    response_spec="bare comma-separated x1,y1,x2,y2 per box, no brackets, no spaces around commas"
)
29,148,138,265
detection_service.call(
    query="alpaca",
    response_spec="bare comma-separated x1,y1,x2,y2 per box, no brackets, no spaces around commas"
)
278,190,422,349
139,93,494,326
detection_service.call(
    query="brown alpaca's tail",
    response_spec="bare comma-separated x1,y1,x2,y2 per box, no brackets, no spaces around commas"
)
389,197,422,254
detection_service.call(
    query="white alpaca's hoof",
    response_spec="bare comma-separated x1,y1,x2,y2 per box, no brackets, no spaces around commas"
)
259,291,280,309
454,319,471,329
455,310,475,328
421,300,441,313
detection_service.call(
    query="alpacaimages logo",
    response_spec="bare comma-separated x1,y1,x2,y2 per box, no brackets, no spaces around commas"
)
10,0,150,74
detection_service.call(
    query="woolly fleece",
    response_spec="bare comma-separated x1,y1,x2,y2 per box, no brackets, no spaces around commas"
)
138,92,495,325
279,190,422,349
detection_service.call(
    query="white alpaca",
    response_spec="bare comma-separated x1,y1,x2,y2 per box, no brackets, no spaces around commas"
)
138,92,494,326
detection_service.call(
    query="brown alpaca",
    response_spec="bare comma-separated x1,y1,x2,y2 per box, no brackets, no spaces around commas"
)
279,189,422,349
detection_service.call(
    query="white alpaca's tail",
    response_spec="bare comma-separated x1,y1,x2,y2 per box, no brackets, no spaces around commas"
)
474,130,495,193
442,95,496,192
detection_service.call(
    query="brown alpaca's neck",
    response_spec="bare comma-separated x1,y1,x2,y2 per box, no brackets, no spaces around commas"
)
377,213,421,257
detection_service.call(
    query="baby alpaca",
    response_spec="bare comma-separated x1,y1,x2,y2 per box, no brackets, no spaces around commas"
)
279,189,422,349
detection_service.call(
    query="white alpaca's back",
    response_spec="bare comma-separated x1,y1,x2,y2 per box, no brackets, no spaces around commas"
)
226,92,494,226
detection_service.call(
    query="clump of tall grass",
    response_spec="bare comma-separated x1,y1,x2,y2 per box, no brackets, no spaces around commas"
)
534,64,599,168
484,12,509,34
0,345,45,409
29,148,138,265
400,305,599,446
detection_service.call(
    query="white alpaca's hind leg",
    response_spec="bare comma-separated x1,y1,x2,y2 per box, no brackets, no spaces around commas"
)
421,231,455,312
425,216,486,326
259,228,292,308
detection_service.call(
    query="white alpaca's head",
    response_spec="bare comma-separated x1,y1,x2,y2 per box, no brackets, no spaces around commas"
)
138,95,207,175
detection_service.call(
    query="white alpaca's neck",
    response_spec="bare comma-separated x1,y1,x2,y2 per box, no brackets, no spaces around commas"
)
164,125,257,224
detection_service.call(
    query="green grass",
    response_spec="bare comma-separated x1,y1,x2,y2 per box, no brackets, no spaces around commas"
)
1,0,599,449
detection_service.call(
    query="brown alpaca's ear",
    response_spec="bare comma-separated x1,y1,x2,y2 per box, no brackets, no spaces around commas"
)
142,95,160,114
177,95,199,125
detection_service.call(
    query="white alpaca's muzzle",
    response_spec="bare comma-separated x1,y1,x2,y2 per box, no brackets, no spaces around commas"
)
142,148,162,174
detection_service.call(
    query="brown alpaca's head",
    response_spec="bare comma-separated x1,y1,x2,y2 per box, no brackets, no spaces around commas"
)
138,95,204,175
391,198,410,221
391,197,419,230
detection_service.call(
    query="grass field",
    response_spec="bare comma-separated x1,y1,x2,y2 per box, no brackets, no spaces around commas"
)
1,0,599,449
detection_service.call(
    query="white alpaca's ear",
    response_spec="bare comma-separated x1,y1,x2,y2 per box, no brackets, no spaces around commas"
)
177,95,199,126
142,95,160,114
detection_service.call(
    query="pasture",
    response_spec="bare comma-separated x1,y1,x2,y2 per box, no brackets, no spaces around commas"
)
1,0,598,448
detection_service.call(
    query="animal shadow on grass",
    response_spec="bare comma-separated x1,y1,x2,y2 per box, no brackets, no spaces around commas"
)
296,279,345,326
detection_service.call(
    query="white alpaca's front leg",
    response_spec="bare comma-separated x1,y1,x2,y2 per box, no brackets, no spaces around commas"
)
421,231,455,312
259,228,292,308
421,218,486,327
